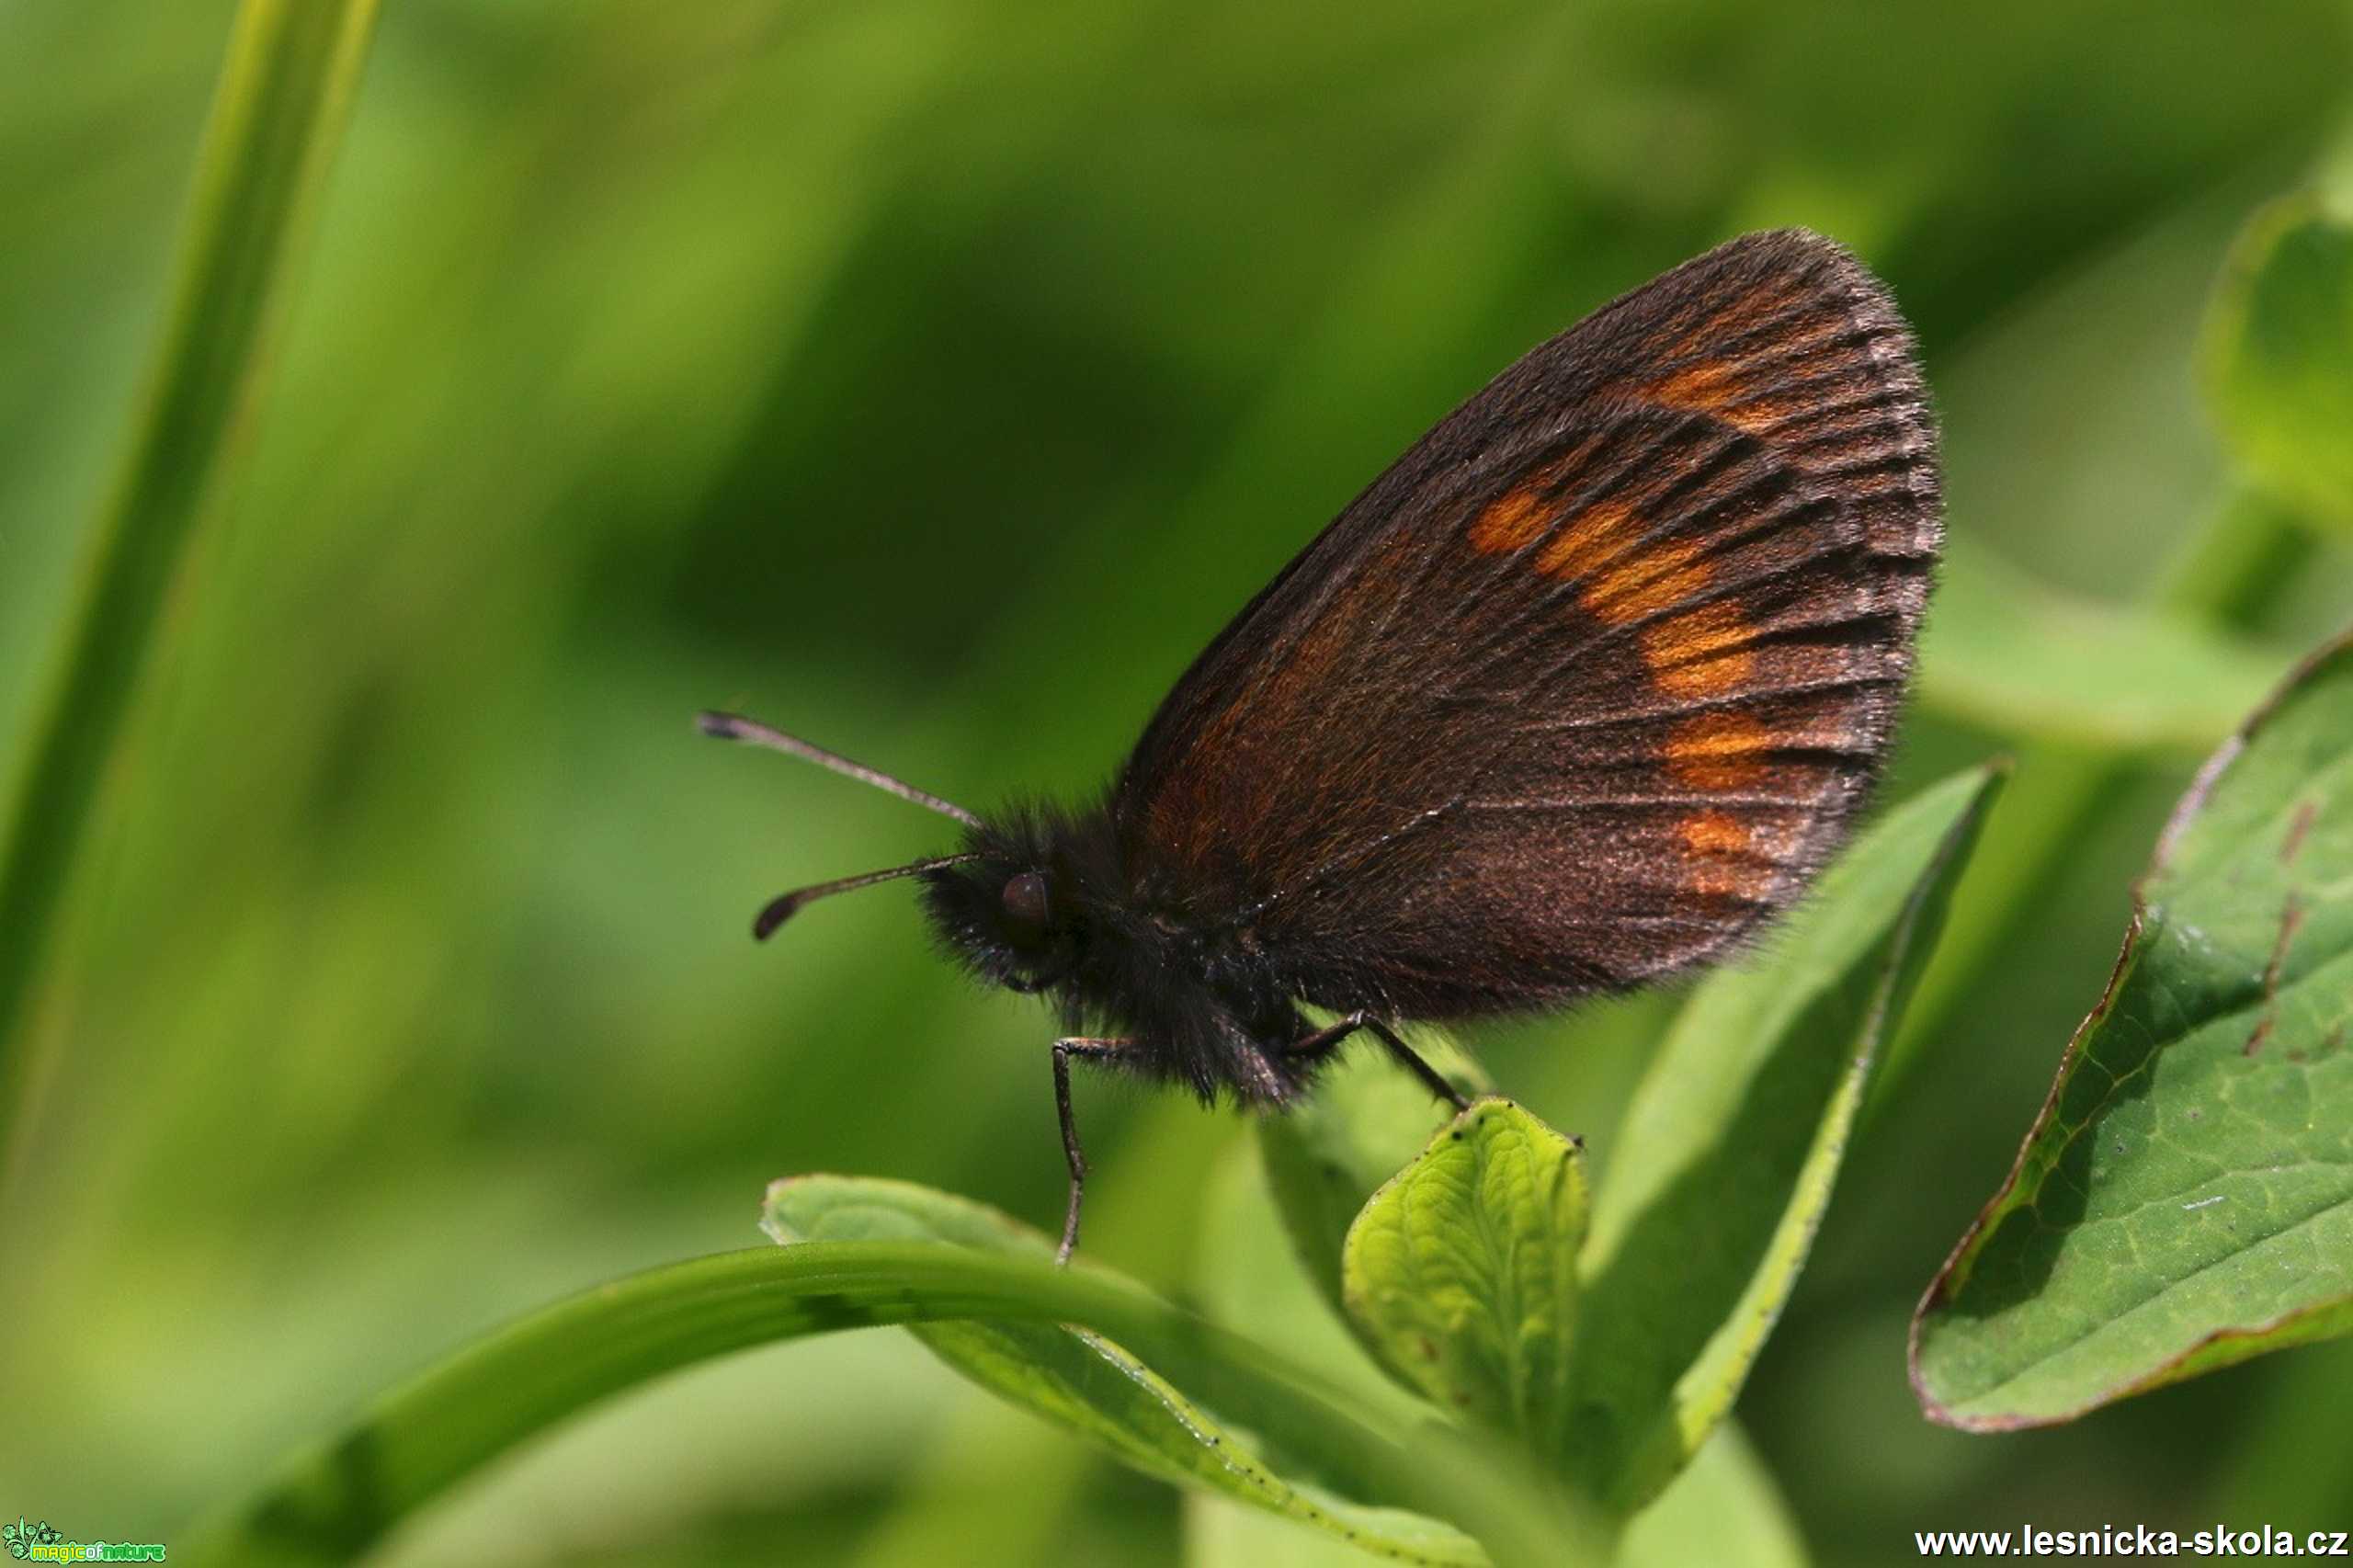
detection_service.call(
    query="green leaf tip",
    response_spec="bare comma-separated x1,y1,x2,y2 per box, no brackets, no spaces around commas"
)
1913,627,2353,1430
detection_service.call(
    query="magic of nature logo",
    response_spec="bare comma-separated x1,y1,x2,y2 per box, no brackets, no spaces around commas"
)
3,1517,166,1562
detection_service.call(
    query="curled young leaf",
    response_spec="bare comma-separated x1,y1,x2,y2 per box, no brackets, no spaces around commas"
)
1340,1099,1588,1458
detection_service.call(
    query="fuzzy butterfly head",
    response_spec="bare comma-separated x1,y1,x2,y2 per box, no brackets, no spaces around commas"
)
917,801,1121,998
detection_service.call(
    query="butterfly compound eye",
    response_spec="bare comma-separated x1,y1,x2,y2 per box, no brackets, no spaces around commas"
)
1001,870,1051,931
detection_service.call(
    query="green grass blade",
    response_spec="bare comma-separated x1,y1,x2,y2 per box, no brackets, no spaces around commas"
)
1878,487,2320,1108
1912,628,2353,1428
0,0,381,1140
1875,183,2342,1105
182,1241,1595,1568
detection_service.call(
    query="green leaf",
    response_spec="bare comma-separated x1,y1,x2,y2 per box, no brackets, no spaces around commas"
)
0,0,383,1133
2204,193,2353,534
1260,1028,1492,1324
1912,630,2353,1429
1572,767,2004,1507
1918,538,2285,751
1341,1099,1588,1460
764,1176,1486,1567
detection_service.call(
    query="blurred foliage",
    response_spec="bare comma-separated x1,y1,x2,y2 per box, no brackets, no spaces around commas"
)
2206,196,2353,535
6,0,2353,1563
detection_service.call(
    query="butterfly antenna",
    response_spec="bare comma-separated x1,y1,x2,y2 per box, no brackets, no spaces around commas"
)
698,710,984,827
751,854,980,941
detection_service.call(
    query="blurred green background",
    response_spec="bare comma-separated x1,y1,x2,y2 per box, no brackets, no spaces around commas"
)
6,0,2353,1562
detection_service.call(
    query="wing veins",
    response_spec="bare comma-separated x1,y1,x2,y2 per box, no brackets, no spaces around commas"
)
1463,791,1826,812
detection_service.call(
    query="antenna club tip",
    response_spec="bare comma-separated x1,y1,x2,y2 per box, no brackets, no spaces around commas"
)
752,893,801,941
698,710,745,739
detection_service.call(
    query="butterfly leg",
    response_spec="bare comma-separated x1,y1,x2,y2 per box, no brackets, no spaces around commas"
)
1286,1012,1470,1111
1051,1037,1131,1265
1359,1017,1472,1111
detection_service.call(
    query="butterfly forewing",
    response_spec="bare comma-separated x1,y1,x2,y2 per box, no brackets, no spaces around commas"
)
1113,229,1939,1016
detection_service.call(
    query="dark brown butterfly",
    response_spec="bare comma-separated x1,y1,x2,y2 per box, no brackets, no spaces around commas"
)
704,229,1940,1260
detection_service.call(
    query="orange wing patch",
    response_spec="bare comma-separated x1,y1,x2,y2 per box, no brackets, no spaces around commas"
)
1531,498,1640,579
1472,492,1741,641
1679,808,1752,856
1678,808,1772,900
1650,360,1763,429
1469,483,1553,554
1665,710,1774,789
1466,461,1765,700
1642,599,1756,697
1580,538,1713,625
1646,289,1864,437
1651,356,1826,438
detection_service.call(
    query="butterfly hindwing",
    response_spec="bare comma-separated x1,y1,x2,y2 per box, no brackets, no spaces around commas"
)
1110,229,1939,1017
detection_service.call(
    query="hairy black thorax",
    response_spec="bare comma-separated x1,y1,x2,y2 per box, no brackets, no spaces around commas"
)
919,798,1312,1105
